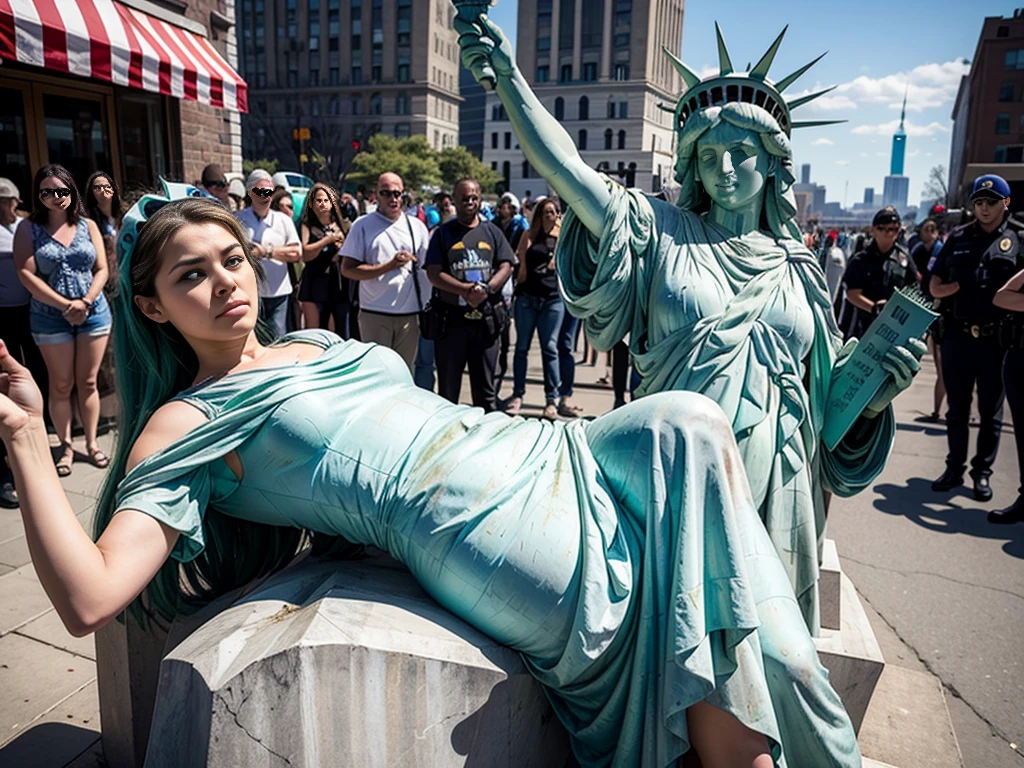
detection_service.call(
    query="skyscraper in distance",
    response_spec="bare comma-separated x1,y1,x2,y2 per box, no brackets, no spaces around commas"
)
890,89,907,176
882,87,910,211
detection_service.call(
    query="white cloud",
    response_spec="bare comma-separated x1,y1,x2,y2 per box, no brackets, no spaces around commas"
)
812,137,835,146
835,160,850,166
852,119,950,137
908,149,921,158
789,58,969,113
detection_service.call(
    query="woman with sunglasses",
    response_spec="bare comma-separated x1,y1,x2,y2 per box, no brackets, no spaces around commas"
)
12,165,111,475
84,171,123,243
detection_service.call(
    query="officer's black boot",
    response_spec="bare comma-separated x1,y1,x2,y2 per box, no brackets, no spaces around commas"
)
988,496,1024,524
971,474,993,502
932,466,965,492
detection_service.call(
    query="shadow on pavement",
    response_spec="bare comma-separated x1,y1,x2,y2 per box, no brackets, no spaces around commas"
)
872,477,1024,560
0,722,101,768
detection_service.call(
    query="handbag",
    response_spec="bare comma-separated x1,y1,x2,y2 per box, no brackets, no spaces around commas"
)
406,215,445,341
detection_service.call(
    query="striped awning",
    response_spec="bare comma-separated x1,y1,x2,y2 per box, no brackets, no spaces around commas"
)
0,0,248,112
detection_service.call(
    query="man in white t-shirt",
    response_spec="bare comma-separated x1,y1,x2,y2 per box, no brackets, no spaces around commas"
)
340,172,430,371
235,170,301,338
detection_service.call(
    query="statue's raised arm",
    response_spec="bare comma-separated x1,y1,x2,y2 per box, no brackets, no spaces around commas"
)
454,4,610,236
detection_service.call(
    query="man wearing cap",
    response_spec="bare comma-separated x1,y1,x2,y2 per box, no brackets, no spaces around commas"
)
929,174,1024,501
0,178,47,507
200,163,232,208
841,206,919,341
235,170,302,338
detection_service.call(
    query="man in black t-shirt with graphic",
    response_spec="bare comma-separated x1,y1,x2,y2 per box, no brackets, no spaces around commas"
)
426,179,515,411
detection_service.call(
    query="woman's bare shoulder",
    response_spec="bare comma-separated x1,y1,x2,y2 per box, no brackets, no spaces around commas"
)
127,400,208,473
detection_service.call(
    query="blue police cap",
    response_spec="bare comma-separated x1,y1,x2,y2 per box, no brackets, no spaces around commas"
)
970,174,1011,201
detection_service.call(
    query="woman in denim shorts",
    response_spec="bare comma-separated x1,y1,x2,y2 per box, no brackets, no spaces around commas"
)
13,165,111,476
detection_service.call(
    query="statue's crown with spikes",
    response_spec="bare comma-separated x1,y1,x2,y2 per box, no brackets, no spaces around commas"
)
661,23,843,137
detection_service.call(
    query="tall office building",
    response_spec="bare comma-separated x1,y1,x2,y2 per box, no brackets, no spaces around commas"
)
459,66,486,160
801,164,811,185
882,91,909,211
483,0,684,196
236,0,462,179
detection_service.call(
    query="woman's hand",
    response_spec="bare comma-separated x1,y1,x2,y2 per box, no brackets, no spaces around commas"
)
862,337,927,418
454,11,516,91
0,340,45,441
64,299,89,326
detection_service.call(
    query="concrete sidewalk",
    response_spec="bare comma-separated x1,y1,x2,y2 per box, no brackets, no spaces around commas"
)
0,340,979,767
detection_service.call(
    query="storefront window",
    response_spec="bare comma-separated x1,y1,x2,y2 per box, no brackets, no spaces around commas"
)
43,94,112,192
0,87,31,205
117,92,168,193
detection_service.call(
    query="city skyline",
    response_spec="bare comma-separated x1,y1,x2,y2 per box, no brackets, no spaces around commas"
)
487,0,1011,209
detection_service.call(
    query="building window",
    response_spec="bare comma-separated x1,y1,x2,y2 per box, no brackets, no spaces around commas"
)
287,70,298,88
435,130,440,148
310,69,319,86
491,132,498,149
617,129,626,150
537,66,549,82
491,103,506,121
996,112,1011,134
330,67,339,85
522,160,531,179
607,100,616,119
352,66,362,84
998,25,1010,38
1000,83,1015,102
582,62,597,81
579,96,589,121
618,101,628,119
504,131,512,149
372,66,381,82
1010,145,1024,163
397,52,410,82
329,96,339,115
537,36,551,52
370,93,382,115
396,92,409,115
502,161,511,185
604,129,613,150
395,122,411,138
1005,49,1024,70
397,0,411,45
554,97,564,120
560,64,572,82
491,161,498,171
310,99,320,116
613,63,629,81
578,129,588,150
352,95,363,115
329,37,339,52
995,146,1007,162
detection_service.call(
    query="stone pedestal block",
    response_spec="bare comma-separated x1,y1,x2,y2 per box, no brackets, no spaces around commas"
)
144,554,570,767
819,538,842,632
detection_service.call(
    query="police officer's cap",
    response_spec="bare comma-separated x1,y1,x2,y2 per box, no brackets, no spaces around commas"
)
872,206,901,227
970,174,1011,201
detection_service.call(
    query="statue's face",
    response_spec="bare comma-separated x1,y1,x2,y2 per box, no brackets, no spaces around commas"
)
696,121,769,212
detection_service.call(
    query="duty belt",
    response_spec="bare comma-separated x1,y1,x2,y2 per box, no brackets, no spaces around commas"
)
958,321,999,339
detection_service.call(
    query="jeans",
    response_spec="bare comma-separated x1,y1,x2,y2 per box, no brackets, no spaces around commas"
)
414,336,435,391
557,312,579,399
512,294,564,403
260,295,290,340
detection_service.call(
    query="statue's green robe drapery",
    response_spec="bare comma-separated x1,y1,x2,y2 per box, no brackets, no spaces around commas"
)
558,182,896,631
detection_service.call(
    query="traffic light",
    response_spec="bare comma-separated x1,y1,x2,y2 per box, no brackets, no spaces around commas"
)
351,139,362,152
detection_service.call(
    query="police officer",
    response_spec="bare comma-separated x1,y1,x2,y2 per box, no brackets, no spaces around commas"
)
990,265,1024,522
929,174,1024,501
841,206,919,340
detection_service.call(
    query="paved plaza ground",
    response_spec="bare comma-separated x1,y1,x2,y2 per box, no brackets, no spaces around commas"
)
0,337,1019,767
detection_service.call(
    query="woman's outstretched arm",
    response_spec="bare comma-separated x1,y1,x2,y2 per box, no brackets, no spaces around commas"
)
994,267,1024,312
0,342,183,636
456,13,610,237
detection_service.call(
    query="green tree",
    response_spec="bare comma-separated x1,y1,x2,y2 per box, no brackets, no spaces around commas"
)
242,157,279,175
438,146,501,193
347,135,441,192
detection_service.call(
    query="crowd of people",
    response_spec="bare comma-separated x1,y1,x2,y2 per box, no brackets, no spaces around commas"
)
0,164,1022,525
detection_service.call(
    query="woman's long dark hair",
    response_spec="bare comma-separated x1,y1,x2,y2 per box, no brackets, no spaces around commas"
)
527,197,560,245
84,171,123,230
300,183,345,232
29,164,85,225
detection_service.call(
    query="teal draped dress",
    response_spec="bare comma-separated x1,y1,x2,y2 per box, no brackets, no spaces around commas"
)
114,330,860,768
557,183,896,633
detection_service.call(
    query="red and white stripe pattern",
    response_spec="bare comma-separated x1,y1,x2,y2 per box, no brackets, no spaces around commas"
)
0,0,247,112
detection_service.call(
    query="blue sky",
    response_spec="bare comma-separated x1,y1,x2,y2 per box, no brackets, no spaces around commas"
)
485,0,1007,208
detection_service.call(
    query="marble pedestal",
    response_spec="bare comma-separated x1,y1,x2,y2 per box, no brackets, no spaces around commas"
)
813,539,885,733
143,553,570,767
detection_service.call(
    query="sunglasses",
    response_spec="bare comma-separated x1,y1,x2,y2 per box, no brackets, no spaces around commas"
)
250,187,275,199
39,188,71,200
875,226,900,234
205,179,228,188
92,184,114,192
973,198,1004,207
377,189,403,199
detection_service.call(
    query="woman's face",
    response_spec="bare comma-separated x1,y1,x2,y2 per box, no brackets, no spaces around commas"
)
313,190,332,216
696,122,769,213
920,221,938,246
92,176,114,204
541,203,559,229
38,176,73,216
136,221,260,344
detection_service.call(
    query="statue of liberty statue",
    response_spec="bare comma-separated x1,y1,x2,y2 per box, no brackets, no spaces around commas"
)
454,3,925,634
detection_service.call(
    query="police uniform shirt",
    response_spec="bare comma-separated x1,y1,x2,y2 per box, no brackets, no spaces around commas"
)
842,241,918,336
930,215,1023,325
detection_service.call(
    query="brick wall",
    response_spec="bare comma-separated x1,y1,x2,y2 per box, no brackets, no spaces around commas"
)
176,0,243,180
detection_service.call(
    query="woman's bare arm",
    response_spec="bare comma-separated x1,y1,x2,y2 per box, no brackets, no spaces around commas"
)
994,268,1024,312
516,234,532,286
12,220,73,311
84,218,109,304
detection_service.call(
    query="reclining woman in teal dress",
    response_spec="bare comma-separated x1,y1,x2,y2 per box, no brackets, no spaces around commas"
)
0,198,916,767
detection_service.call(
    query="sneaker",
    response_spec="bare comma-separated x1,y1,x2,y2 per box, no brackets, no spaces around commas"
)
542,403,559,421
0,481,17,509
972,474,993,502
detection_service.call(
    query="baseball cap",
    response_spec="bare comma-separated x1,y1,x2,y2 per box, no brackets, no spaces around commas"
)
872,206,901,227
499,192,520,211
0,177,20,200
970,174,1011,201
